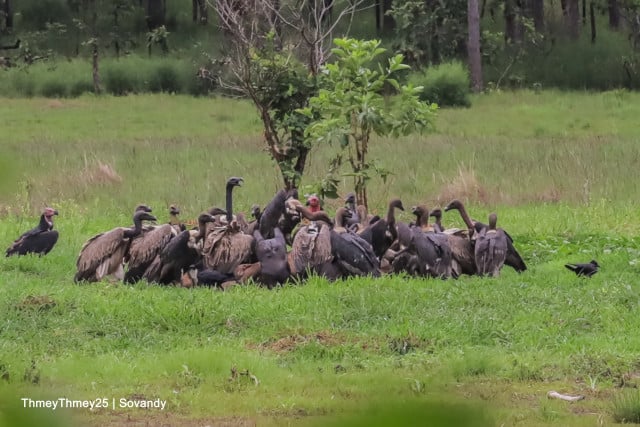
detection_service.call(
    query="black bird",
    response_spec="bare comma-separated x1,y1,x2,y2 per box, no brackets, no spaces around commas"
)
6,207,59,257
565,260,599,277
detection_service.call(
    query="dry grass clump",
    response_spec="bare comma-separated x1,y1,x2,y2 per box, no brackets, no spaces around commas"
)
436,165,491,206
80,161,123,186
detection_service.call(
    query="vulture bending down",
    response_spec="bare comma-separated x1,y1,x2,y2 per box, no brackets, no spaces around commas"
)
6,207,59,257
203,177,254,274
74,210,157,283
253,228,290,287
474,213,508,277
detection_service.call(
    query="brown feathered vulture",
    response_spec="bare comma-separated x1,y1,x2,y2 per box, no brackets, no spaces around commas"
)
287,199,334,278
445,199,527,273
203,177,254,274
6,207,59,257
474,213,508,277
123,205,184,284
74,210,157,283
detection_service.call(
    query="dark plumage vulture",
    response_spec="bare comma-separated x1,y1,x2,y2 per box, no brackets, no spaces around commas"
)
359,198,404,259
474,213,508,277
253,228,290,287
6,207,59,257
446,199,527,273
415,205,475,276
394,205,454,279
259,188,298,239
150,212,216,285
74,210,157,283
135,204,153,213
330,207,380,277
203,177,254,274
565,260,599,277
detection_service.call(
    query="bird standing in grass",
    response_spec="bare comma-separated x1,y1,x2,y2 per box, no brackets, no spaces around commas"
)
565,260,599,277
6,207,59,257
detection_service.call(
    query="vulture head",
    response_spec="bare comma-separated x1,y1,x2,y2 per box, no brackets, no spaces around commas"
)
135,211,157,223
251,204,262,220
44,207,59,218
444,199,463,212
390,198,405,211
227,177,244,188
306,194,321,213
345,192,357,206
169,204,181,216
135,204,153,213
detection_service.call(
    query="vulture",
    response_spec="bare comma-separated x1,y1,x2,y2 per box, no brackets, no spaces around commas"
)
6,207,59,257
391,205,454,279
359,198,404,259
428,208,444,233
416,205,476,276
74,210,157,283
565,260,599,277
445,199,527,273
330,207,380,278
123,206,184,284
203,177,254,274
287,199,334,278
474,213,508,277
253,228,290,287
150,212,217,285
306,194,322,213
259,188,299,240
169,204,186,232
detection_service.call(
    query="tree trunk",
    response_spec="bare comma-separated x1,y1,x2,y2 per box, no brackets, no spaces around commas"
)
381,0,395,33
530,0,544,31
582,0,586,25
146,0,166,30
590,1,596,43
467,0,483,92
1,0,12,30
608,0,620,30
504,0,517,42
198,0,208,24
192,0,198,22
560,0,567,16
565,0,579,39
375,0,381,32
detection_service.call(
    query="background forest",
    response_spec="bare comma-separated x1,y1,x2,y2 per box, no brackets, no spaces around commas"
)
1,0,640,98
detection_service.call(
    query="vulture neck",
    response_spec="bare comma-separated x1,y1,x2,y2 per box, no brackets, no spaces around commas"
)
385,202,398,226
196,219,209,239
488,213,498,231
169,213,180,226
416,210,430,229
334,208,349,232
225,183,235,223
454,202,475,231
39,214,52,231
296,205,332,225
125,216,145,238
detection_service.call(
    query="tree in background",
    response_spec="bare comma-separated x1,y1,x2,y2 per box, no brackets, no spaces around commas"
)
214,0,369,190
304,38,437,208
468,0,483,92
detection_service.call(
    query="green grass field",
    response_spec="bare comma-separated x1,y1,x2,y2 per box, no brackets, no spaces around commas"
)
2,91,640,426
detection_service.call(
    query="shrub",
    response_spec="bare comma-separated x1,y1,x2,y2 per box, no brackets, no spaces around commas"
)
409,61,471,107
103,62,143,95
39,78,69,98
148,62,182,93
12,72,37,98
69,79,95,97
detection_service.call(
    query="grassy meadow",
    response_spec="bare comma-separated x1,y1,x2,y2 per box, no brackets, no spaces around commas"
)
2,91,640,426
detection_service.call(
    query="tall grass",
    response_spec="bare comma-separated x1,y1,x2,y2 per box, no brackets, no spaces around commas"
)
1,92,640,425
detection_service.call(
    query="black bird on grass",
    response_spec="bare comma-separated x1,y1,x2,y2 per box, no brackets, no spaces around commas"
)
6,207,59,257
565,260,599,277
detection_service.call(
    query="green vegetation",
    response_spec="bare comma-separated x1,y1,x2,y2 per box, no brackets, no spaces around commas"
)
408,61,471,107
2,91,640,426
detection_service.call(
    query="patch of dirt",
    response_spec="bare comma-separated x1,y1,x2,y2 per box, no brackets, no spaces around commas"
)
46,100,65,109
80,412,256,427
16,295,57,311
253,330,346,353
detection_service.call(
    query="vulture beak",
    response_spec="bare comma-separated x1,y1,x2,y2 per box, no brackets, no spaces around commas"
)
53,210,59,216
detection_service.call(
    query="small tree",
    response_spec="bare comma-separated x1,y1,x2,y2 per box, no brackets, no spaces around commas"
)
304,38,437,209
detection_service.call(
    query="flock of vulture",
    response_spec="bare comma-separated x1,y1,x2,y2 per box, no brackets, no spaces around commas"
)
4,177,600,287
